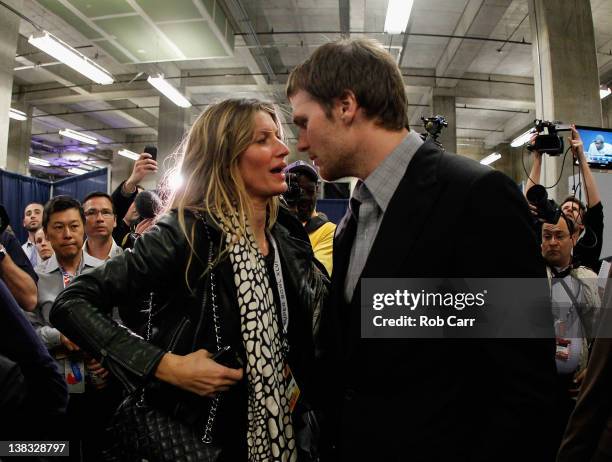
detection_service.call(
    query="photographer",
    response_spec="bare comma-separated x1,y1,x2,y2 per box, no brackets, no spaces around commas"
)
540,212,600,447
111,151,157,246
526,124,604,273
283,161,335,275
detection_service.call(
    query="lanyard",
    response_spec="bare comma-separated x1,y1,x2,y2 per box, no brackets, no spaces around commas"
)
267,233,289,336
59,266,74,289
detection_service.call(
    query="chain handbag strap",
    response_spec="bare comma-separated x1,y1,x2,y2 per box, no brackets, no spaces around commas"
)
136,216,223,445
201,223,223,443
137,292,155,407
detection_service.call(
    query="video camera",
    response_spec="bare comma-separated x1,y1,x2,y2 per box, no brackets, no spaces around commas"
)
283,172,302,206
281,161,319,206
526,120,567,156
421,115,448,141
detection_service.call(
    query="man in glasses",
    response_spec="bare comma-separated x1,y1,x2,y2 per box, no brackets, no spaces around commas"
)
82,192,123,262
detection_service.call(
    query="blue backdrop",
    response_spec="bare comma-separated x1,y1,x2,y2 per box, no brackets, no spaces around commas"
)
0,170,51,243
318,198,349,224
0,168,108,245
53,168,108,202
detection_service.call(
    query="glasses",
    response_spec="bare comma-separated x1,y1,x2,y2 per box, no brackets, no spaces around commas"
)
84,209,114,219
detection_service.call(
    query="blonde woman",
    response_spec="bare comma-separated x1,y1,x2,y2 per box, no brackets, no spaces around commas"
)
50,99,323,461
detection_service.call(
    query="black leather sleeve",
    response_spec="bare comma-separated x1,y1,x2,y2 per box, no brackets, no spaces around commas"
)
50,213,195,382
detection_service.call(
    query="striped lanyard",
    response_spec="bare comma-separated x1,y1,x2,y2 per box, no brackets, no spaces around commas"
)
59,266,75,288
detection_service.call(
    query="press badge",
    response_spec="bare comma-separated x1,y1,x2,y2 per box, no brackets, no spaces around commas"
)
284,364,300,413
64,358,86,393
556,338,571,362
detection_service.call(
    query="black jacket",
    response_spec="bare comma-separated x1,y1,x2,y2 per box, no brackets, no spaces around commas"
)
323,140,558,461
50,208,321,452
0,279,67,439
111,181,137,246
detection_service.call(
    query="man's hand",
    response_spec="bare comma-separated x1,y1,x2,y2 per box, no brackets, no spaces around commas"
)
527,203,545,222
155,349,243,396
529,133,542,159
86,357,109,389
569,124,586,163
123,202,139,226
123,153,158,194
60,334,80,352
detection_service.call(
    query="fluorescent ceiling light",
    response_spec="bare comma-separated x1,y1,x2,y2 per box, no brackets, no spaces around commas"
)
29,156,51,167
600,87,611,99
147,74,191,108
384,0,414,34
68,167,88,175
118,148,140,161
28,31,113,85
59,128,98,145
481,152,502,166
9,108,27,121
510,129,533,148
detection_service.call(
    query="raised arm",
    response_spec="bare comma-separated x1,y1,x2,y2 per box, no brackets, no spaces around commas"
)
570,124,601,207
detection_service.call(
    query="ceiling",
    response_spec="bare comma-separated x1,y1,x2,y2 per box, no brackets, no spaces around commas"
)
7,0,612,179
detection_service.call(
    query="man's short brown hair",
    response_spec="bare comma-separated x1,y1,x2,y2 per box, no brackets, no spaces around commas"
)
562,196,586,214
286,38,409,131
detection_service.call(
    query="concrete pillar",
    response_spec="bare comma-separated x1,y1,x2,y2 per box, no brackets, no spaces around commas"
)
603,95,612,128
431,90,457,153
529,0,602,201
7,94,32,175
154,94,188,190
0,0,21,169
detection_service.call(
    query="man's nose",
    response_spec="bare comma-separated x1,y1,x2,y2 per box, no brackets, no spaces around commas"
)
296,131,309,152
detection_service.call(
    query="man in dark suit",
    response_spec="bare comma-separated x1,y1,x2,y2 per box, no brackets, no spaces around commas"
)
288,38,558,461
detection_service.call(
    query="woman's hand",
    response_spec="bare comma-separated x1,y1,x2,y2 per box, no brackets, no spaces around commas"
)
155,349,243,396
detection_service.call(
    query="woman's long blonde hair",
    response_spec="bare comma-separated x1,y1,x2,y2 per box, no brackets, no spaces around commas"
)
162,98,283,280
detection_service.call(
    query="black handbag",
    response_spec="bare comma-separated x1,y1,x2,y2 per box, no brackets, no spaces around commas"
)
105,394,222,462
105,233,223,462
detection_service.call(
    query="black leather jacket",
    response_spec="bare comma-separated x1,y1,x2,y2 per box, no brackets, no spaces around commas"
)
50,209,324,450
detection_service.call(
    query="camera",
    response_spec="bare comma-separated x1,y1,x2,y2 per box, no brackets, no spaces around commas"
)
283,172,302,206
526,120,565,156
421,115,448,141
281,161,319,206
526,184,561,224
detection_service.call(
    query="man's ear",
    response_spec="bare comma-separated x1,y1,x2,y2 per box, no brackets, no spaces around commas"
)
571,232,579,247
334,90,358,124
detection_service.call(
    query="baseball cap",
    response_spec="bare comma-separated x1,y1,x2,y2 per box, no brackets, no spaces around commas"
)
283,160,319,181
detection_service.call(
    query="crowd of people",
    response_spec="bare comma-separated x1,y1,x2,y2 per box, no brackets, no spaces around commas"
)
0,38,611,462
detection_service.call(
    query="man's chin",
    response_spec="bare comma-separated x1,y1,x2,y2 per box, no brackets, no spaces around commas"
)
58,250,79,260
